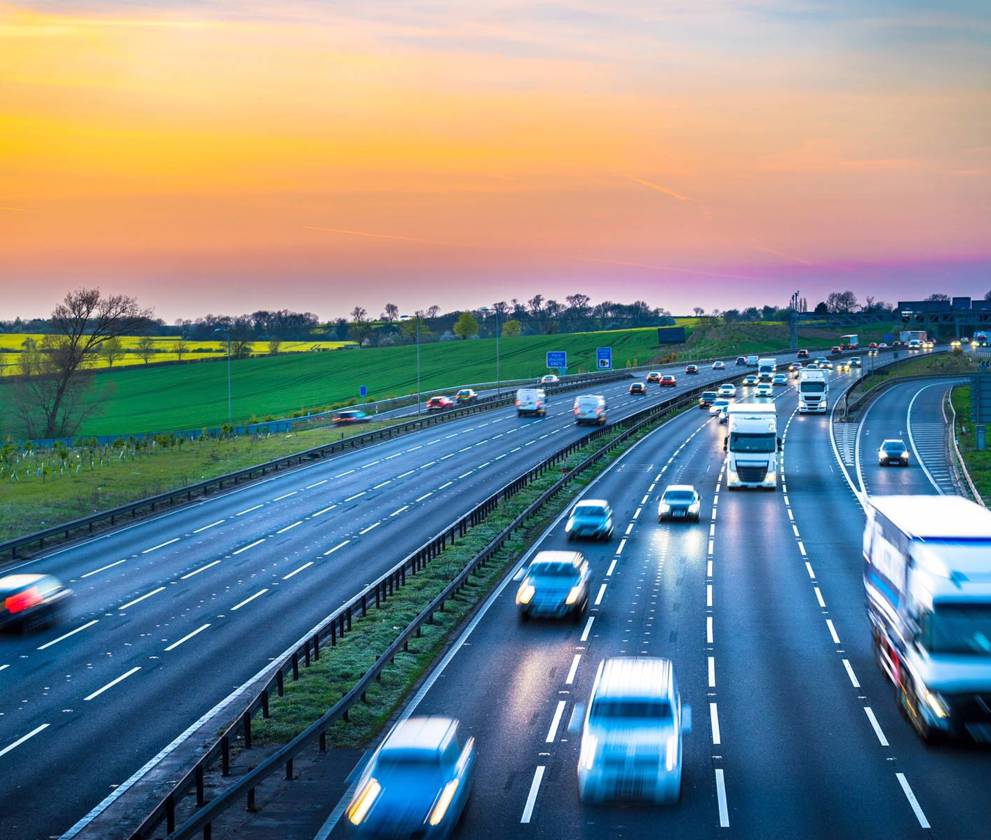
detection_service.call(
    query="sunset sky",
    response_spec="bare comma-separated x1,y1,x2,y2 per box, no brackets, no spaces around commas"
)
2,1,989,321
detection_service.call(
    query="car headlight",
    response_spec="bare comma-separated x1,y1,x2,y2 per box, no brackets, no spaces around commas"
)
427,778,460,826
659,502,671,514
565,520,573,533
580,734,598,770
901,452,909,461
921,687,950,719
516,583,535,605
347,777,382,826
565,585,583,605
878,448,886,459
665,733,679,771
688,501,700,514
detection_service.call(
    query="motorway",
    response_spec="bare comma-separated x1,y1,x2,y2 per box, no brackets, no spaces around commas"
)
319,362,990,840
0,353,819,839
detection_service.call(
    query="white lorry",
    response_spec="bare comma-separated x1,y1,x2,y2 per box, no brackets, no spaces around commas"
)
757,357,777,384
864,495,991,742
798,368,829,413
745,354,759,368
724,403,780,489
515,388,547,417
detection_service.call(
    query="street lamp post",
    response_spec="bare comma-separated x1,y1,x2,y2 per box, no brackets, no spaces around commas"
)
401,314,422,414
214,329,233,423
481,307,502,398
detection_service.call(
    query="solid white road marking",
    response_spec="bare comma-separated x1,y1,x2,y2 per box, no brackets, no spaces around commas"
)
580,616,595,642
233,538,265,555
119,586,165,611
180,559,221,580
715,768,730,828
142,538,179,554
230,589,269,611
37,619,99,651
896,772,931,829
565,654,581,685
84,666,141,701
710,702,722,745
545,700,567,743
193,519,225,534
0,723,50,759
283,561,314,580
81,558,127,579
164,623,211,652
520,766,545,824
864,706,889,746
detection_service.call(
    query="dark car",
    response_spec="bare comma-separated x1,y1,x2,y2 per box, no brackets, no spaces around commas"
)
684,364,699,375
878,439,909,466
735,356,747,366
629,382,647,395
658,485,701,522
346,716,475,837
0,574,71,632
797,349,809,359
698,390,718,408
454,388,478,404
426,395,455,412
660,374,677,387
516,551,590,622
566,499,614,541
333,410,370,426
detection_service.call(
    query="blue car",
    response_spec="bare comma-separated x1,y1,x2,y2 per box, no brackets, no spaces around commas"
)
347,717,475,838
516,550,591,622
566,499,614,541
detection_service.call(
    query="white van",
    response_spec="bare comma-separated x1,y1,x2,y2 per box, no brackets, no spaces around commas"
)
515,388,547,417
573,394,607,426
574,657,690,803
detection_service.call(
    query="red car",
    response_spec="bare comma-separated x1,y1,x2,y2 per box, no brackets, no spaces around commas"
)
426,395,455,411
660,374,677,387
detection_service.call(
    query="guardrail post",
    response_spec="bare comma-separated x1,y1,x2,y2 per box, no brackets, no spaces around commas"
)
243,711,252,749
303,641,311,668
285,758,294,780
247,786,257,812
331,621,337,646
166,794,176,832
313,633,320,660
292,652,299,681
319,731,327,752
196,764,206,806
276,670,285,696
221,735,231,775
261,689,270,718
203,822,212,840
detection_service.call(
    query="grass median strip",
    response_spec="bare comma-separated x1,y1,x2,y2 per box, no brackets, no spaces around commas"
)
951,385,991,504
251,401,687,750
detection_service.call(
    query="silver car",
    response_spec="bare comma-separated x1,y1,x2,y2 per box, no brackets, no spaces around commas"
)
516,551,590,622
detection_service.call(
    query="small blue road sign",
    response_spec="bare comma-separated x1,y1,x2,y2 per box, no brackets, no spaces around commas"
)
546,351,567,369
596,347,612,370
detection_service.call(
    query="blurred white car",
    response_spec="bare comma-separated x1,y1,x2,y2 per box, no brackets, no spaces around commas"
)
711,360,725,370
709,398,731,416
717,383,736,398
755,383,773,398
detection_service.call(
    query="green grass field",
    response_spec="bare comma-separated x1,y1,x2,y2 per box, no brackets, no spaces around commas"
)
0,321,898,438
951,386,991,504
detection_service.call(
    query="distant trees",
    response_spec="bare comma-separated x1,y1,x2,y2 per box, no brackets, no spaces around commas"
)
926,293,950,302
813,301,829,316
100,336,123,367
136,336,156,365
171,338,189,362
267,337,282,356
382,303,399,322
826,291,858,314
502,319,522,337
453,311,479,340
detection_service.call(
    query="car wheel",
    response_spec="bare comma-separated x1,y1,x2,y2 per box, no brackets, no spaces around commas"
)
519,610,530,623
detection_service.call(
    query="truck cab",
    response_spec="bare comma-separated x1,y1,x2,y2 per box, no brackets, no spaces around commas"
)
757,357,776,383
798,369,828,413
724,403,780,489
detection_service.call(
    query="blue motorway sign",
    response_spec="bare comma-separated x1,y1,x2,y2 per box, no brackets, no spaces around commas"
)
359,385,368,398
546,351,567,370
596,347,612,370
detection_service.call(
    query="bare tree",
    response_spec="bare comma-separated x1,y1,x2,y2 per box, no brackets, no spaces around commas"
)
382,303,400,322
426,305,441,319
171,338,189,362
692,307,704,317
13,288,149,438
826,290,859,314
267,337,283,356
136,336,156,365
528,294,544,317
350,306,368,323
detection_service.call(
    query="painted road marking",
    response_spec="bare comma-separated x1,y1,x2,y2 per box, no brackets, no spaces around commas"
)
142,538,179,554
233,538,265,555
283,561,314,580
81,558,127,579
37,619,99,651
0,723,50,760
231,589,269,611
565,654,581,685
235,504,263,517
193,520,225,534
323,540,350,556
119,587,165,611
864,707,889,747
180,560,221,580
520,766,545,824
715,768,730,828
896,773,931,829
164,623,211,652
84,666,141,701
545,700,567,743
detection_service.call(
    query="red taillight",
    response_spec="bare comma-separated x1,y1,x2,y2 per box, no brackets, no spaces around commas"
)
5,587,42,614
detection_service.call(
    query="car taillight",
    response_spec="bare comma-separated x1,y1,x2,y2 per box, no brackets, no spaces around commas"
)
5,587,42,614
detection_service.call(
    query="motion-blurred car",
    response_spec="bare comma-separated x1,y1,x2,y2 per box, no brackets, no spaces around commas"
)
835,361,851,373
797,349,809,359
717,405,730,424
658,485,701,522
0,574,70,632
660,374,677,387
629,382,647,396
754,383,773,398
735,356,747,366
711,360,725,370
819,359,834,370
333,410,370,426
717,383,736,398
566,500,614,541
346,716,475,838
742,374,759,386
772,373,788,386
454,388,478,404
516,551,590,622
698,391,718,408
878,342,888,349
540,374,560,385
850,357,862,368
573,394,607,426
646,371,662,383
684,364,699,375
878,439,909,466
426,396,455,412
575,657,691,804
868,342,879,350
709,398,731,416
788,362,801,372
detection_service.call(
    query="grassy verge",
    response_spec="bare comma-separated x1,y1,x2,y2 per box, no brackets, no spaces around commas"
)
846,351,977,402
0,417,407,543
252,403,683,749
950,386,991,503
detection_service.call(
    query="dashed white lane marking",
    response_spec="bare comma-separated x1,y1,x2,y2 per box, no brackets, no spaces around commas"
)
814,587,826,609
335,469,355,477
715,768,730,828
706,616,714,645
706,584,713,607
457,471,474,479
520,765,545,824
842,659,861,688
826,619,840,645
276,520,303,535
710,702,722,745
84,666,141,701
230,588,269,611
37,619,99,651
81,558,127,579
594,583,607,606
235,504,263,517
804,561,816,580
624,523,634,536
606,559,617,577
0,723,50,759
617,538,627,555
193,519,225,534
305,480,328,489
323,540,350,556
864,706,890,747
545,700,567,743
384,452,402,460
312,504,337,517
283,561,314,580
344,491,366,502
415,492,433,502
233,538,265,555
708,656,716,688
0,664,8,673
372,480,392,489
438,481,454,490
397,470,416,479
579,616,595,642
565,654,581,685
119,586,165,611
896,773,931,829
389,505,410,517
142,537,179,554
359,521,381,535
180,559,221,580
273,491,297,502
164,623,211,652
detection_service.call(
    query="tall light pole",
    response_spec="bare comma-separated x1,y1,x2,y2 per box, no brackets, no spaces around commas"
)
401,314,422,414
214,328,233,423
480,307,502,397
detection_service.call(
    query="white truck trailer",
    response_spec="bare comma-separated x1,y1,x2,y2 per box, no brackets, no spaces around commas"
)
724,403,780,489
864,495,991,741
798,368,829,413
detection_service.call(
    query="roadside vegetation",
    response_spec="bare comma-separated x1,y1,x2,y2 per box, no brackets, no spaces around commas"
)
0,417,407,542
950,386,991,504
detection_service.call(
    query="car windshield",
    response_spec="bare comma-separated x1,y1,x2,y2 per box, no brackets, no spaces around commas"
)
800,381,826,393
882,441,906,453
663,491,695,503
574,506,607,519
922,605,991,656
730,432,776,453
590,698,672,722
531,562,580,578
701,392,717,400
713,400,729,407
